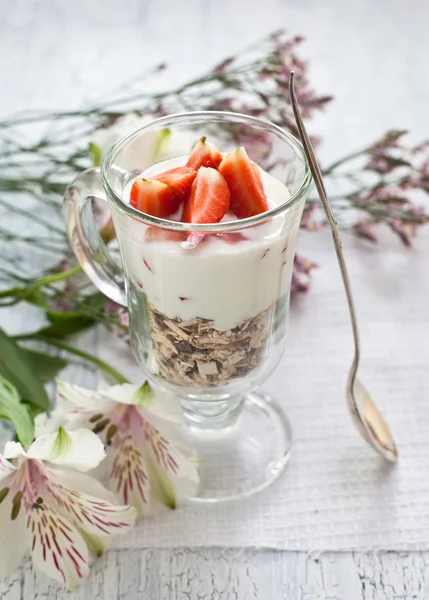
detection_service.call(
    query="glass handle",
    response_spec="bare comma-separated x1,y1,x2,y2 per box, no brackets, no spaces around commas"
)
63,167,127,307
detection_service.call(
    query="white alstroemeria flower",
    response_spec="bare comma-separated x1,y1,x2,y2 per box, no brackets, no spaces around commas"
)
0,428,136,589
52,381,199,518
91,113,196,168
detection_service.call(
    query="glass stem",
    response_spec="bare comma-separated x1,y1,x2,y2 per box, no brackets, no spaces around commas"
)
180,394,244,429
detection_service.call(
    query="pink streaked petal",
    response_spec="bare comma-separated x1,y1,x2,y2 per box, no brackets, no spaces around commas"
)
45,471,136,538
56,381,116,423
107,435,151,520
145,423,199,510
26,504,90,590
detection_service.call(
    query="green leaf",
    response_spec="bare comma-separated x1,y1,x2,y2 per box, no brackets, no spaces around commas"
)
33,293,107,338
0,328,50,411
17,287,49,308
89,143,102,167
0,376,35,446
21,350,67,381
37,314,94,338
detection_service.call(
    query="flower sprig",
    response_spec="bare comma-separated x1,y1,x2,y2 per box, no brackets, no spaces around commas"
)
307,129,429,246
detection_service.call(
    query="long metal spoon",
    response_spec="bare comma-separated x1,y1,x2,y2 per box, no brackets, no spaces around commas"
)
289,72,398,463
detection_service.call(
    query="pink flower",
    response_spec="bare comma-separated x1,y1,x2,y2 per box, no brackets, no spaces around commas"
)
0,429,135,589
353,219,379,243
213,57,235,75
365,153,411,175
385,218,414,247
52,382,199,519
104,301,130,343
371,129,408,151
291,254,317,295
353,187,410,206
411,160,429,193
300,203,323,231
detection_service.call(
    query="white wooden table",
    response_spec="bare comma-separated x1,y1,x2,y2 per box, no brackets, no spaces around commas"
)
1,0,429,597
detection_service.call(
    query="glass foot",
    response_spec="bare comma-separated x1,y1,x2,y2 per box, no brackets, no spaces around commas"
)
183,392,292,503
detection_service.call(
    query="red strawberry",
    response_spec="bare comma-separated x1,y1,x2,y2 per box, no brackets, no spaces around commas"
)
182,167,230,224
154,166,197,197
186,137,223,170
130,178,179,218
218,147,269,218
145,227,186,243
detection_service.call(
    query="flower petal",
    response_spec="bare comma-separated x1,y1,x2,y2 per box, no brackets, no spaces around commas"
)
0,453,18,483
27,428,106,472
91,114,154,163
45,467,125,556
49,466,122,507
56,381,116,423
103,382,183,422
26,504,90,590
142,387,183,423
106,435,151,519
3,441,27,461
145,423,199,509
34,409,68,437
0,494,27,579
100,382,152,407
45,472,136,538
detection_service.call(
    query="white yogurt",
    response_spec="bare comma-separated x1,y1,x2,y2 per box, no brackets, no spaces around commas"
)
118,157,305,331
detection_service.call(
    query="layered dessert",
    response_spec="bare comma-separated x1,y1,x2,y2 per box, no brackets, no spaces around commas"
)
121,137,303,388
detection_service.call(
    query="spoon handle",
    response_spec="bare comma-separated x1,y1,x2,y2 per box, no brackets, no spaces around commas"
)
289,72,360,375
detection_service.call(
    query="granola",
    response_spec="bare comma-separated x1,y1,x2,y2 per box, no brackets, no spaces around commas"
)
147,303,271,387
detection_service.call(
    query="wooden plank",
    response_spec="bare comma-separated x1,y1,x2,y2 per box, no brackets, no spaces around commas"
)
2,550,429,600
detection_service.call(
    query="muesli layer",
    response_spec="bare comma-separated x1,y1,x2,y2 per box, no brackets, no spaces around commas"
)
147,302,271,387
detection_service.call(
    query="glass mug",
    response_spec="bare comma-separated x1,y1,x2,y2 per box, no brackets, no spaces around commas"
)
63,112,311,502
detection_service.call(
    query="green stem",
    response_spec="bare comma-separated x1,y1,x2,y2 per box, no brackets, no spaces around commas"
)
35,264,82,287
322,148,372,176
16,335,129,384
0,264,82,299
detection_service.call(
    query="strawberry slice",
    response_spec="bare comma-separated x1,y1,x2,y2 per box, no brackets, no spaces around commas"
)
218,147,269,218
214,232,248,244
145,227,186,243
186,137,223,170
182,167,230,224
154,166,197,197
130,178,179,218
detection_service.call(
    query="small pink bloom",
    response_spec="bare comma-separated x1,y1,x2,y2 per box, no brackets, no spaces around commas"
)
353,219,379,243
291,254,317,296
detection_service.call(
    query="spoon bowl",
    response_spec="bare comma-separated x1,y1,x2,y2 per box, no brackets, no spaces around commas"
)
348,376,398,463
